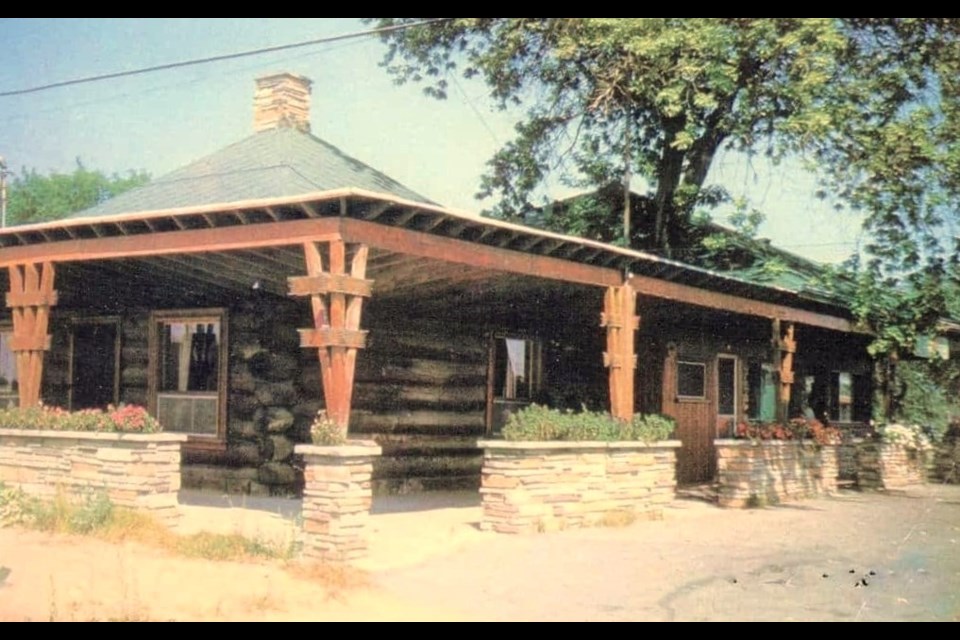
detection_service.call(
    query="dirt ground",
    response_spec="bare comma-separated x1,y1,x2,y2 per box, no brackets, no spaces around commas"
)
1,485,959,622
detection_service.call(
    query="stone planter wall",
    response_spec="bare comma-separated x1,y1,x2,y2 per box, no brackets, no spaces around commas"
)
715,440,839,508
478,440,681,534
856,441,928,490
934,437,960,484
838,440,862,482
0,429,186,526
295,442,381,563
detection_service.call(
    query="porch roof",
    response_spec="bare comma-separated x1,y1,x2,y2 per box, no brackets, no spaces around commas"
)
0,188,862,334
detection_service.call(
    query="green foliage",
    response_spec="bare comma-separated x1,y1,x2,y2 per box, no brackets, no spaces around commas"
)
308,410,347,446
0,483,294,562
0,405,162,434
0,486,113,534
501,404,675,443
6,159,149,225
890,360,960,441
366,18,960,268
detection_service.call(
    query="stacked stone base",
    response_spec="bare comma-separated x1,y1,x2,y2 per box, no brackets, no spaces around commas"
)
0,430,186,526
295,442,380,563
716,441,839,508
478,441,680,534
856,441,927,490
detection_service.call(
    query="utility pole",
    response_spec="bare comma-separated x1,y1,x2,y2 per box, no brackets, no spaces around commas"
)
0,156,8,228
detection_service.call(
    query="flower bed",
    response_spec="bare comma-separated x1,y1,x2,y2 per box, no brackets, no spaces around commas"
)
0,406,184,526
478,406,680,534
716,419,842,508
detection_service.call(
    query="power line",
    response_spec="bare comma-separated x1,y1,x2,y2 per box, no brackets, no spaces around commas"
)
0,19,451,98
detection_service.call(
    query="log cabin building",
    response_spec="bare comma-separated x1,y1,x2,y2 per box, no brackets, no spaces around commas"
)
0,73,876,494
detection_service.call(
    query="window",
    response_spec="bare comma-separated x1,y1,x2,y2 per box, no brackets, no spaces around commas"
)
69,318,121,410
487,336,543,435
150,310,227,443
492,337,542,401
717,356,737,417
677,361,706,400
0,328,17,408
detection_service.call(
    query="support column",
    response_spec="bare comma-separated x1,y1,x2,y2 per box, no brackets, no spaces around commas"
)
602,285,639,422
773,319,797,423
6,262,57,408
289,239,372,434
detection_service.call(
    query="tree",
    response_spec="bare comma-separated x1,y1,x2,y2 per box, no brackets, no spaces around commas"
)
5,159,149,226
369,18,960,374
368,19,959,253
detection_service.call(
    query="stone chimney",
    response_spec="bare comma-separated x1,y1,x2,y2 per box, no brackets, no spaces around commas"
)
253,73,312,133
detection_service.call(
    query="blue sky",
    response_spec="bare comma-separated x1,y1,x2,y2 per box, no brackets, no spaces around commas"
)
0,18,866,263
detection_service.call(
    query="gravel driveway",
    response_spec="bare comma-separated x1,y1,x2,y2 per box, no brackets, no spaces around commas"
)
375,485,960,621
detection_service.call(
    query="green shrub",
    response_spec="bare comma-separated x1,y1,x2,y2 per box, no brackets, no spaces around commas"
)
502,405,675,443
0,404,161,434
308,410,347,446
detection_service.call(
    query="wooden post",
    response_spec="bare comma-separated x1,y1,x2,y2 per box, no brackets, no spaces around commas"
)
601,284,639,422
289,238,372,434
6,262,57,408
773,320,796,423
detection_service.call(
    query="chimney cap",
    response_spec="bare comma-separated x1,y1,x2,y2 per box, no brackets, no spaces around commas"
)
255,72,313,88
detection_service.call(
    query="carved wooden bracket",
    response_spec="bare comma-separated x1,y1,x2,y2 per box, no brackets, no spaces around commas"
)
6,262,57,408
289,239,370,432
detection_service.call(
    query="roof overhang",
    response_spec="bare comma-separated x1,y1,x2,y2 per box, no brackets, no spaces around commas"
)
0,188,864,333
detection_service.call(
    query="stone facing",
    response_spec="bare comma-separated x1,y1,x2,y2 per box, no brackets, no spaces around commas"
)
477,441,681,534
294,442,381,563
856,441,928,490
0,429,186,526
715,440,839,508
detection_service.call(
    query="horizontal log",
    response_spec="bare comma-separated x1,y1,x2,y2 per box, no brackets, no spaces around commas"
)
374,435,480,457
355,357,485,387
6,290,58,308
363,327,486,363
373,453,483,480
351,410,486,433
299,328,367,349
353,383,486,412
121,367,148,387
121,346,149,366
121,388,148,406
288,274,374,298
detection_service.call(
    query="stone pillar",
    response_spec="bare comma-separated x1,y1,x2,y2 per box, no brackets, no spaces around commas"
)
294,442,381,563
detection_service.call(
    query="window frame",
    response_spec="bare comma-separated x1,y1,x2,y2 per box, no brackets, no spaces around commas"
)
716,354,739,419
148,308,229,450
676,360,708,403
485,333,544,436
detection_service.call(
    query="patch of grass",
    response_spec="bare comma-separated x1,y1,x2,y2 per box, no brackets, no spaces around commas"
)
2,484,293,563
175,531,288,562
597,510,640,529
287,561,371,601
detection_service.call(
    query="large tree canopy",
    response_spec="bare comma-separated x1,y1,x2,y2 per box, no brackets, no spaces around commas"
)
368,17,960,359
4,160,149,226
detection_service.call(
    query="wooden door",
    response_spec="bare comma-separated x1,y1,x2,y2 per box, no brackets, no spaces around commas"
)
662,344,717,485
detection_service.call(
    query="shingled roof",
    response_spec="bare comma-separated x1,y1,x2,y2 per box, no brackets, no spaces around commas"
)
73,126,435,219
